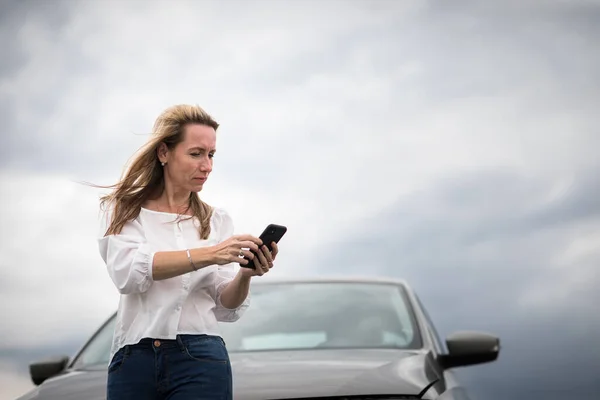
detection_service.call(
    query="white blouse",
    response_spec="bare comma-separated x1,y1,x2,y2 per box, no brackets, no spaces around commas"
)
97,205,249,363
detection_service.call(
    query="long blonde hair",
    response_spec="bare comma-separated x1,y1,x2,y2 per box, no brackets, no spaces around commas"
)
100,104,219,239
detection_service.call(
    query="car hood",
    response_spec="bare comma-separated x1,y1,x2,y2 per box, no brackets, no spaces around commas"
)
16,367,107,400
17,349,442,400
229,349,442,400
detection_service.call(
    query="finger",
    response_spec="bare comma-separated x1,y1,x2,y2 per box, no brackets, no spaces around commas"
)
232,248,254,265
254,252,268,272
239,240,260,252
239,249,255,261
261,245,274,265
260,261,270,273
255,247,269,269
271,242,279,259
236,234,263,246
253,264,264,276
230,247,254,265
260,260,268,273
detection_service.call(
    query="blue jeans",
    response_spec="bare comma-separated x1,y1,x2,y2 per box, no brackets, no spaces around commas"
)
106,335,232,400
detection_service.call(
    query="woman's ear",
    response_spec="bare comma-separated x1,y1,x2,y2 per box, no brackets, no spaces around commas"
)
157,142,169,164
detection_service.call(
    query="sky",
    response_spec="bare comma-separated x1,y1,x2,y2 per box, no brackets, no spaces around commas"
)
1,0,599,399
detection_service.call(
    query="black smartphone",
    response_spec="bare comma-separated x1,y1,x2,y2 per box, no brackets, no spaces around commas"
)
242,224,287,269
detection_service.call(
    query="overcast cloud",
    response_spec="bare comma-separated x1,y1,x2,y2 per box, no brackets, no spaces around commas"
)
1,0,599,399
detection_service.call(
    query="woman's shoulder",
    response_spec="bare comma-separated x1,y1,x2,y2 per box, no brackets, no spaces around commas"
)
211,205,233,225
210,206,235,239
97,201,145,238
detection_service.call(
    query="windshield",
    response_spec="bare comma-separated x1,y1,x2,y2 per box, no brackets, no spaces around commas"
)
70,282,421,369
219,282,422,352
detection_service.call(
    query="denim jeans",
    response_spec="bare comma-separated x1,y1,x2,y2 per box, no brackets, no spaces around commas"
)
106,334,232,400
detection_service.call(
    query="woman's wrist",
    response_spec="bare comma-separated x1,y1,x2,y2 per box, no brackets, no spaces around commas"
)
237,268,252,282
190,246,218,269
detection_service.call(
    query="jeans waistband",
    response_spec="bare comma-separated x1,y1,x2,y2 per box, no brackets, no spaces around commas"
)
134,334,223,352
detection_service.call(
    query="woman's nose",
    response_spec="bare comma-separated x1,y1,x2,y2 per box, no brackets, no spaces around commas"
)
199,159,212,172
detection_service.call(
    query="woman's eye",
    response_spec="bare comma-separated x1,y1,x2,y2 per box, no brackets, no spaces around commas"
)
209,153,215,158
190,153,200,157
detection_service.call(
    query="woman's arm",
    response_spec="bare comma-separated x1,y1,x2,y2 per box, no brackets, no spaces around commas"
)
99,211,156,295
152,231,263,280
214,244,278,318
99,209,221,292
218,270,252,309
102,233,263,290
152,247,216,281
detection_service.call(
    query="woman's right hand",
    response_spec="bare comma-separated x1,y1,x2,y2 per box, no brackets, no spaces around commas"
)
211,234,263,265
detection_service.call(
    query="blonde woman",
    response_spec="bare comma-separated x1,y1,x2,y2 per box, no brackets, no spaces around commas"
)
97,104,278,400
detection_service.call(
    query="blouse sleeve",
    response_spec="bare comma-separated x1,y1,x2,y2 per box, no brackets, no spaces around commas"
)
212,207,250,322
97,206,155,295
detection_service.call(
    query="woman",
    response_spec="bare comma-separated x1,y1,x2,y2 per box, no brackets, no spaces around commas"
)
97,104,278,400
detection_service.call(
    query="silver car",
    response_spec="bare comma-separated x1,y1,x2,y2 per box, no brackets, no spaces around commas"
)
18,277,500,399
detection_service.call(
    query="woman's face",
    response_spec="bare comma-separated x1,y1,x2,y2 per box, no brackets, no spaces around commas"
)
160,123,217,193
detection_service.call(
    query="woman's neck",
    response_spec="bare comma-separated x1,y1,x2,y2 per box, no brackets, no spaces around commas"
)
146,187,192,215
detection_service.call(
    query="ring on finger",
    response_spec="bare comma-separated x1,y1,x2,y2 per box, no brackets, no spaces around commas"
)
239,250,244,257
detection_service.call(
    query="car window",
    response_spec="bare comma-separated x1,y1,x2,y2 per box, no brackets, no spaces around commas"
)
70,314,116,369
219,282,422,352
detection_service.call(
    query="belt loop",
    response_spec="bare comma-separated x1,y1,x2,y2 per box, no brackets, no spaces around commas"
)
176,335,186,352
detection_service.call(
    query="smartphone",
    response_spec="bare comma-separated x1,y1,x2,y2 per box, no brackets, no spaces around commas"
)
242,224,287,269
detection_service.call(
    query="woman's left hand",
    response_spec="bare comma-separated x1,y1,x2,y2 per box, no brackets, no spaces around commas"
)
240,242,278,277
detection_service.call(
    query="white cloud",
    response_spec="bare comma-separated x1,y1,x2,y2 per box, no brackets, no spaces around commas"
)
0,172,118,348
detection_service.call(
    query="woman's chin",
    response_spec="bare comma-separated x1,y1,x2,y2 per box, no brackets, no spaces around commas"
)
191,183,205,192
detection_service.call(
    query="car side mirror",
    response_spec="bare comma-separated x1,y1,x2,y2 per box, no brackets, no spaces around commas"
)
29,355,70,385
439,331,500,369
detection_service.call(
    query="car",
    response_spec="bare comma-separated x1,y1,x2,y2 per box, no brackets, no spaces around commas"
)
17,276,500,400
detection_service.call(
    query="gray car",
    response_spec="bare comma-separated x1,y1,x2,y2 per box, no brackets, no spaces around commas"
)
17,277,500,399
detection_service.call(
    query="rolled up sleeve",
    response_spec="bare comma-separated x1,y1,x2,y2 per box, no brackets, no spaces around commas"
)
98,208,155,295
212,208,250,322
213,264,250,322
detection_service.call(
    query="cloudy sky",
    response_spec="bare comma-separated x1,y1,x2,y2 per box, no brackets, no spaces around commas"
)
1,0,599,399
